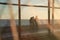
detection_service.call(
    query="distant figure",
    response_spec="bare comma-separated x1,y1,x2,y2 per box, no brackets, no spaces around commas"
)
29,16,39,32
34,16,39,31
29,16,35,32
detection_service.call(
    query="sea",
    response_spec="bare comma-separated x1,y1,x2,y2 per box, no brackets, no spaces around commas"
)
0,19,60,27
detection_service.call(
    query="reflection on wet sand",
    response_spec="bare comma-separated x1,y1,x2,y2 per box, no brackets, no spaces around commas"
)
21,25,57,40
1,24,60,40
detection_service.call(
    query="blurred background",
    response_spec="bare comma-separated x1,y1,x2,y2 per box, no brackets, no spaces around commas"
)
0,0,60,40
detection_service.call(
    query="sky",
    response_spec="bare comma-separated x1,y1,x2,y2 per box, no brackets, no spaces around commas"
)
0,0,60,19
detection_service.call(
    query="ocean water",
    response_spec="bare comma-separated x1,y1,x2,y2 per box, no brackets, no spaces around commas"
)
0,19,18,27
0,19,60,27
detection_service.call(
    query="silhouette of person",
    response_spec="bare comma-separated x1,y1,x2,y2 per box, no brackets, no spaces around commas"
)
29,16,39,32
29,16,35,32
34,16,39,32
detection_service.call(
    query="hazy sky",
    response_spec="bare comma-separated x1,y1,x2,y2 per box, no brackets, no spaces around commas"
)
0,0,60,19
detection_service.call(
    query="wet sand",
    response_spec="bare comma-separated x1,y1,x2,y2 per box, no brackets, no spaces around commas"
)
0,24,60,40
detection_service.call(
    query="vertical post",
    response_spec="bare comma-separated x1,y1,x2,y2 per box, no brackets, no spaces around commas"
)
8,0,19,40
48,0,50,25
52,0,54,26
48,0,51,34
18,0,21,40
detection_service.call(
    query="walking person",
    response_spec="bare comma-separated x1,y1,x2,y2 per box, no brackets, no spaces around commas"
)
34,16,39,32
29,16,35,32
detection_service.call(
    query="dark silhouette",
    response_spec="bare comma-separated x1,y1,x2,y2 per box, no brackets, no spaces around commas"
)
29,16,39,32
29,16,35,32
34,16,39,32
